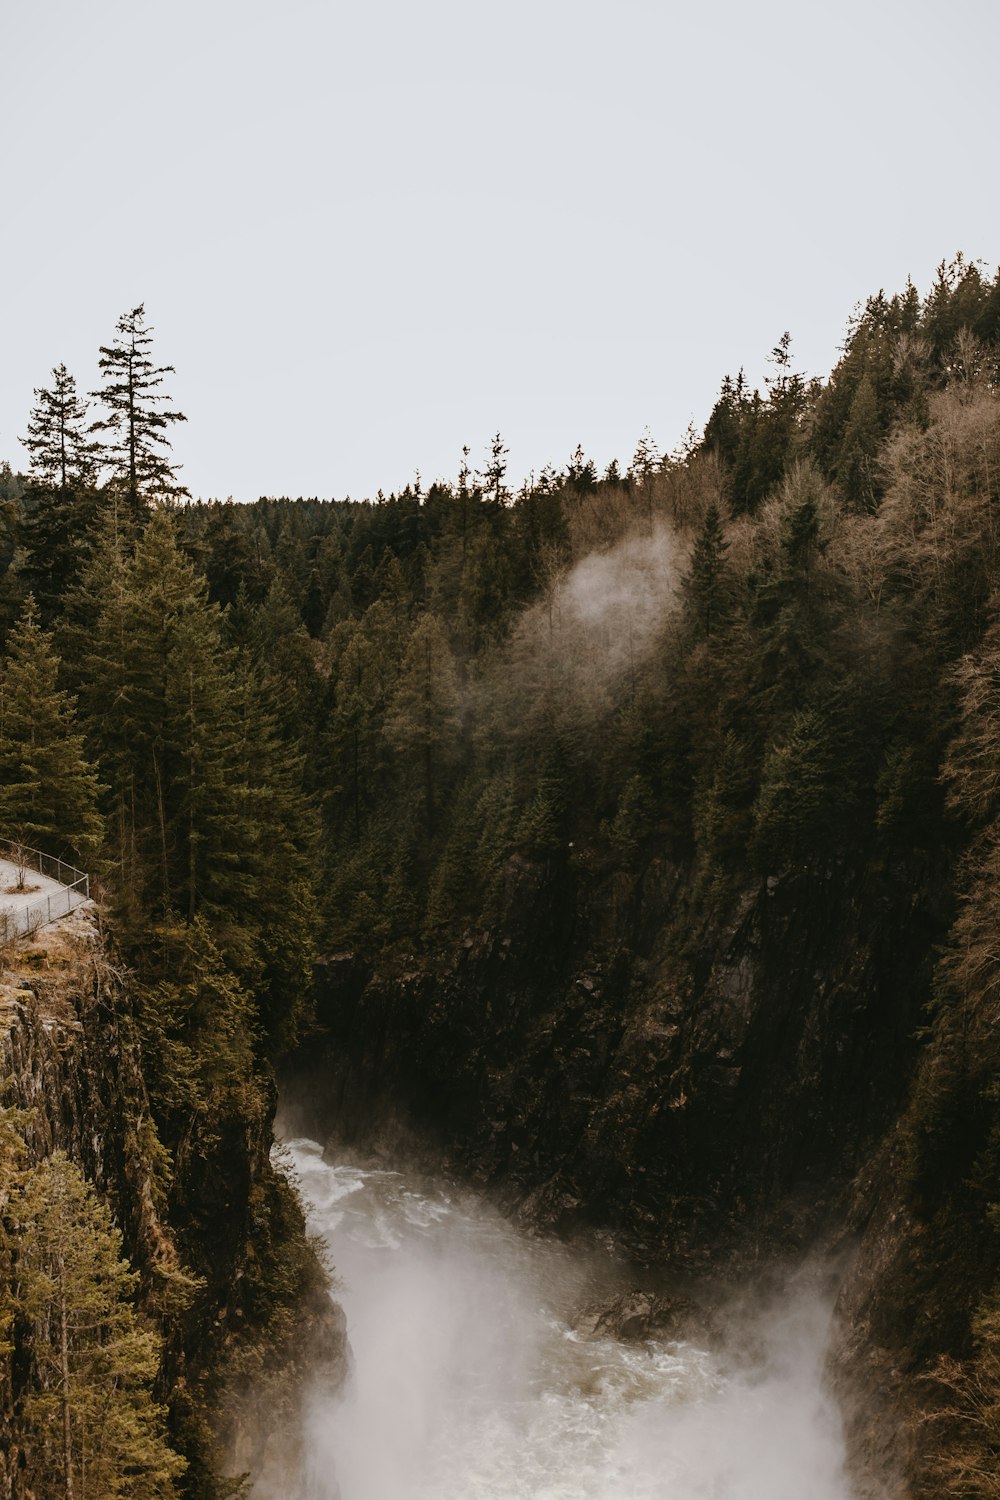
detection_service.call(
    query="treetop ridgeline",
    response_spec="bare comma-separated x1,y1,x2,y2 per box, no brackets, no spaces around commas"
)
5,304,186,619
2,257,1000,916
2,254,1000,1492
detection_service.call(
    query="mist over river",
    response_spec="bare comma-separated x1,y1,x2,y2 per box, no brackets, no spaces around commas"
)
273,1135,856,1500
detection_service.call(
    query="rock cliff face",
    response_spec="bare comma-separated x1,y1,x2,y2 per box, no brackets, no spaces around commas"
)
0,907,347,1491
0,909,169,1269
287,846,954,1494
298,851,936,1256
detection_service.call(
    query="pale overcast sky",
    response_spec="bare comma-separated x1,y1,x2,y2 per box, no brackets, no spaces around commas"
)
2,0,998,501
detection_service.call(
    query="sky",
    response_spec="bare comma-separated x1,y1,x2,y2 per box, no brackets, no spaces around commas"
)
2,0,999,502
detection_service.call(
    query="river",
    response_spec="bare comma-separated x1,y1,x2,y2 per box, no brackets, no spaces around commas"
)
278,1135,855,1500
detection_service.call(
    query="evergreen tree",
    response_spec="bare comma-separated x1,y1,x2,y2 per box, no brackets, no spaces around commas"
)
17,366,101,621
513,747,570,854
0,597,103,861
748,467,839,718
136,918,260,1133
685,501,731,639
8,1151,184,1499
21,364,97,491
692,727,756,875
702,371,749,465
629,427,661,482
230,658,320,1047
79,511,243,916
163,603,247,922
480,432,510,509
328,618,393,841
251,576,322,747
78,509,318,1036
90,306,188,513
386,613,462,831
836,367,883,511
751,707,839,867
729,338,811,514
566,444,598,492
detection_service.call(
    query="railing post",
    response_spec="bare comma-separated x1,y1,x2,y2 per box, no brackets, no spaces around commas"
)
1,843,90,937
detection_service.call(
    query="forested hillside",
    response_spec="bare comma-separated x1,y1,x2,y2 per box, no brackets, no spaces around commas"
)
3,258,1000,1493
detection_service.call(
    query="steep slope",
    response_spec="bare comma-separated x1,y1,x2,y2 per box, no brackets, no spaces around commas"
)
0,907,346,1494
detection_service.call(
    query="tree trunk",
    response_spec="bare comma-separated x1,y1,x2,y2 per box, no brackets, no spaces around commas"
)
352,728,361,842
59,1270,75,1500
188,667,197,920
152,749,170,908
424,740,434,834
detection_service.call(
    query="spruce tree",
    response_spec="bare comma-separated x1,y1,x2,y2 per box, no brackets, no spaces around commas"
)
685,502,731,639
78,510,316,1036
751,707,838,867
136,917,260,1132
79,510,244,917
386,613,462,832
230,660,320,1047
0,597,103,861
164,603,247,922
480,431,510,508
702,371,750,465
328,596,409,839
9,1151,184,1500
21,364,97,491
90,305,188,513
17,365,101,620
252,575,322,747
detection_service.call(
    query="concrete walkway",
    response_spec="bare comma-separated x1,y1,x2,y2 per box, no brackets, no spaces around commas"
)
0,857,89,937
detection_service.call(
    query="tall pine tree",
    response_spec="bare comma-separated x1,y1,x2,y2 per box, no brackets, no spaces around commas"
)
685,501,731,640
0,597,103,861
90,306,188,514
21,363,97,491
16,365,101,621
386,613,462,833
8,1151,184,1500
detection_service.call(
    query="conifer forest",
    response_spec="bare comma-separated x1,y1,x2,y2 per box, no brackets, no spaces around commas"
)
3,260,1000,1496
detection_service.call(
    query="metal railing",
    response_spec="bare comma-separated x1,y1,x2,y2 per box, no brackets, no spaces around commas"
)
0,838,91,941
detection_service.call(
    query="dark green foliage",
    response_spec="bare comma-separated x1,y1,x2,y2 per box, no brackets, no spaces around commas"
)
691,728,756,876
702,370,749,465
78,509,247,916
385,613,463,832
7,365,101,624
4,1149,185,1499
751,707,842,867
0,597,103,860
91,305,188,512
684,501,731,639
606,773,654,868
21,362,98,491
135,919,261,1139
725,337,814,515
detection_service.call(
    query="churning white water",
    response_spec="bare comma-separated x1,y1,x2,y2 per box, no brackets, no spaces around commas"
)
279,1137,855,1500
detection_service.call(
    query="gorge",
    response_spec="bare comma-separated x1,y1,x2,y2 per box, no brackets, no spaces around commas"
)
3,258,1000,1496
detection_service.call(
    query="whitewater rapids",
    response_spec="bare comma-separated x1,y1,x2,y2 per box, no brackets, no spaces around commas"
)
277,1136,855,1500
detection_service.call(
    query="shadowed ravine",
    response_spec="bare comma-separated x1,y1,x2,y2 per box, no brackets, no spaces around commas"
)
270,1135,856,1500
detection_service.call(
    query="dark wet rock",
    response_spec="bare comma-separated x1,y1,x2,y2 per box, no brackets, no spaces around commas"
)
573,1290,720,1347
